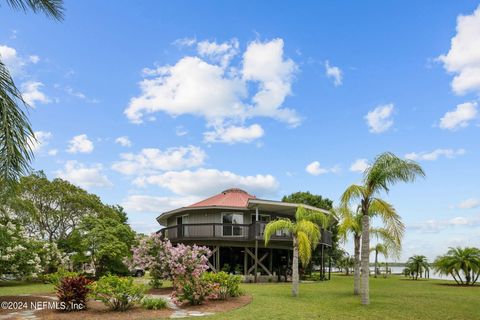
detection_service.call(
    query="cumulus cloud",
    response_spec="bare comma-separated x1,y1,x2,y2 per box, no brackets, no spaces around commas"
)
111,145,206,175
132,168,279,198
21,81,51,107
404,148,465,161
325,60,343,86
0,44,40,76
409,215,480,233
458,198,480,209
122,195,201,214
349,158,369,173
125,38,299,143
67,134,94,154
438,5,480,94
365,104,394,133
115,136,132,147
204,124,264,144
56,160,112,189
305,161,340,176
439,102,477,130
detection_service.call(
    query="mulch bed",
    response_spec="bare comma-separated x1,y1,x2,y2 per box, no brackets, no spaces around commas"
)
1,290,252,320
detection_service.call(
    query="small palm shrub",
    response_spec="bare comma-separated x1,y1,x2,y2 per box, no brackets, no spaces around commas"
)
89,275,146,311
202,271,242,299
56,276,92,311
141,297,168,310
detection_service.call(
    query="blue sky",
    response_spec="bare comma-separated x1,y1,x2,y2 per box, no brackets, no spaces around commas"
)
1,1,480,261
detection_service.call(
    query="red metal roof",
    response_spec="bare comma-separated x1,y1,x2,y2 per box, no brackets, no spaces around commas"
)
188,188,256,208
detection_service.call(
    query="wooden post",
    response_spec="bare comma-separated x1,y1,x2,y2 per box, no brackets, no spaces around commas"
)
244,247,248,276
254,206,259,283
269,249,273,275
216,245,220,272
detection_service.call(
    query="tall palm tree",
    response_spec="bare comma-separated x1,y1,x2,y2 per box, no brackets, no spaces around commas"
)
335,202,404,294
433,247,480,285
406,255,429,280
264,206,329,297
0,0,64,184
341,152,424,305
370,228,401,278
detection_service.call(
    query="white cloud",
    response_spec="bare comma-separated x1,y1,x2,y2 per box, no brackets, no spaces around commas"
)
112,145,206,175
173,37,197,47
197,38,239,67
0,44,39,76
204,124,264,144
410,215,480,233
21,81,51,107
48,149,58,156
349,158,369,173
122,195,201,214
438,5,480,94
365,104,394,133
67,134,94,154
325,60,343,86
115,136,132,147
404,148,465,161
439,102,477,130
29,131,52,153
65,86,99,104
125,38,299,142
133,168,279,198
175,126,188,136
458,198,480,209
305,161,339,176
56,160,112,189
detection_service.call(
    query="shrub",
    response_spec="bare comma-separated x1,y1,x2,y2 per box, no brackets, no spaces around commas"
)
56,276,91,312
89,275,146,311
141,297,168,310
202,272,242,299
47,269,79,286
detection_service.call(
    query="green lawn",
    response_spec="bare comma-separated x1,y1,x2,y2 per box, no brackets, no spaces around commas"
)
207,275,479,320
1,275,478,319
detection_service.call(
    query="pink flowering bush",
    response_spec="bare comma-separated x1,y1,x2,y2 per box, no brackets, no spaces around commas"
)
130,234,213,305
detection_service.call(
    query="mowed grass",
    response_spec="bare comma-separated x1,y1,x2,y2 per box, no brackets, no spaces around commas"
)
0,280,54,296
207,275,480,320
1,275,478,319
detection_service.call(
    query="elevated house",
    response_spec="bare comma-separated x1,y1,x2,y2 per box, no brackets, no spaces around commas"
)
157,188,333,281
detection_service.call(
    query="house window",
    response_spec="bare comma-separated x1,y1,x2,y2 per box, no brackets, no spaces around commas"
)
222,213,243,236
176,215,189,237
251,214,270,223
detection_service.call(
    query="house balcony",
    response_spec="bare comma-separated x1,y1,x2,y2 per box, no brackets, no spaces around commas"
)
158,222,332,246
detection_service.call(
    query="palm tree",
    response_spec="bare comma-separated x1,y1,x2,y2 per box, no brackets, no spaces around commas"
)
433,247,480,285
406,255,429,280
371,243,388,278
264,206,329,297
0,0,63,184
341,152,424,305
335,202,404,295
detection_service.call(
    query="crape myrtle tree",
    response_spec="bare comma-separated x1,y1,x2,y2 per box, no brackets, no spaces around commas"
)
264,206,329,297
282,191,342,276
341,152,424,305
0,0,64,186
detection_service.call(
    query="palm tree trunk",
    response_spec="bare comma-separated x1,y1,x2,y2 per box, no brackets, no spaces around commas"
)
374,250,378,278
353,234,361,295
360,214,370,305
292,236,299,297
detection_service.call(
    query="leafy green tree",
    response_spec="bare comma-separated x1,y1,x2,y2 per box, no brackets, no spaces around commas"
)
0,0,64,185
406,255,430,280
10,172,103,242
433,247,480,285
75,212,136,277
282,191,333,210
264,206,329,297
341,152,424,305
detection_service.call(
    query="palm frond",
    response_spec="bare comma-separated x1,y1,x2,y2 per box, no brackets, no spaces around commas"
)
334,206,361,242
370,227,401,258
370,198,404,246
296,206,330,229
297,231,312,266
263,218,294,245
340,184,366,207
5,0,65,20
296,219,320,249
0,60,35,184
